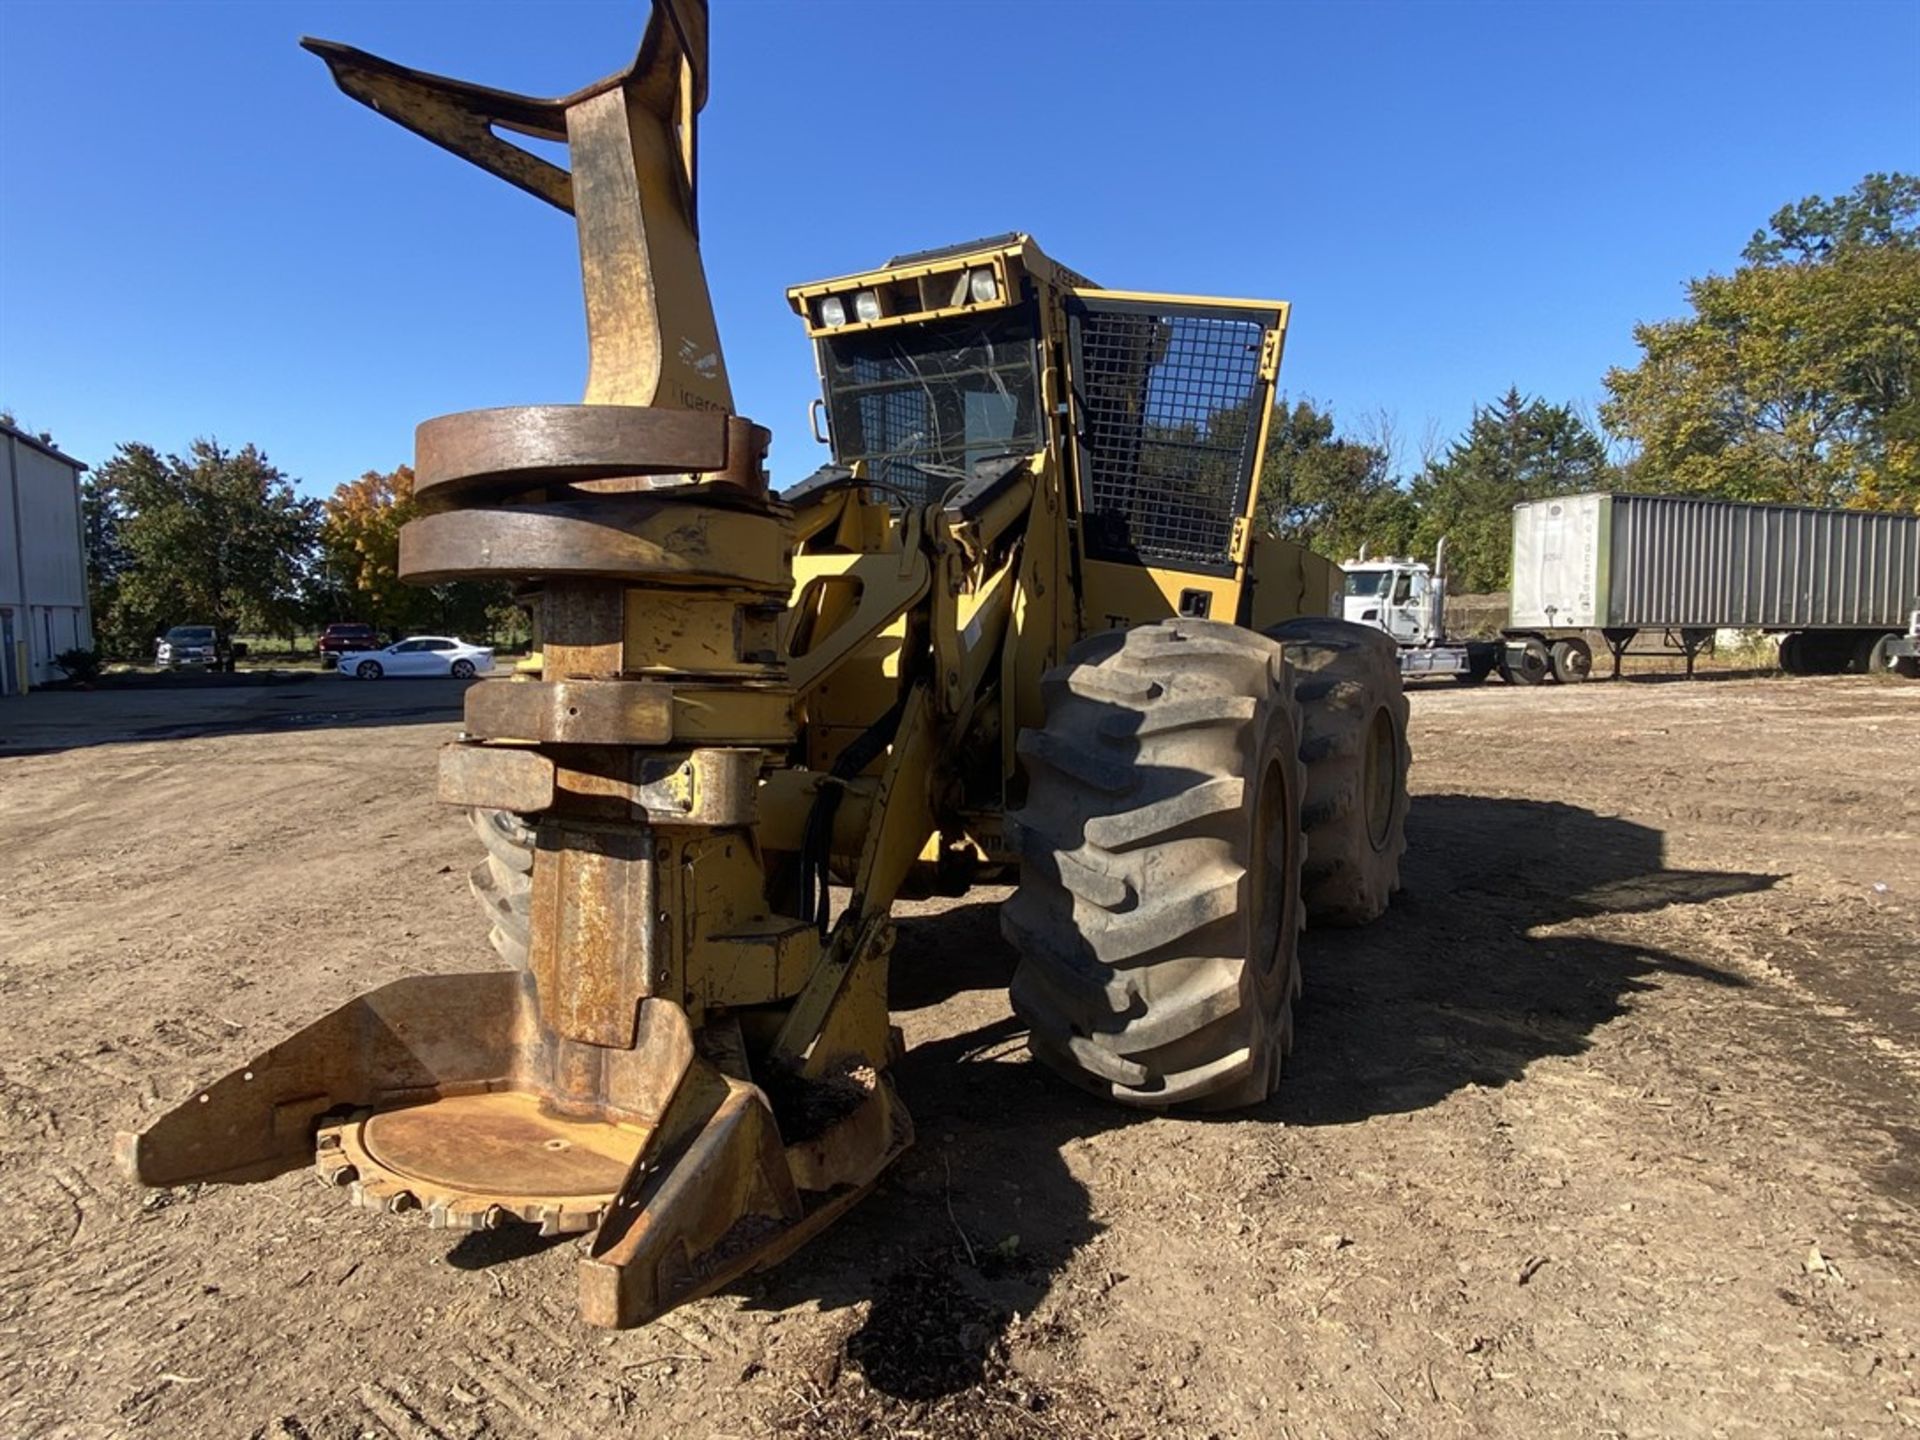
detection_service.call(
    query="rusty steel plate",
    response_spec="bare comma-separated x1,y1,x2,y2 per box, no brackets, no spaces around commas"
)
413,406,769,508
362,1092,640,1197
463,677,673,746
438,739,557,812
397,497,789,586
318,1092,652,1236
418,405,728,488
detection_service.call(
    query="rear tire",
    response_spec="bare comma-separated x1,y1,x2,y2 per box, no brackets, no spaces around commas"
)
1550,637,1592,685
467,808,533,969
1862,632,1920,680
451,659,476,679
1855,631,1901,676
1003,620,1303,1110
1808,633,1850,675
1264,617,1410,927
1778,633,1804,675
1502,636,1551,686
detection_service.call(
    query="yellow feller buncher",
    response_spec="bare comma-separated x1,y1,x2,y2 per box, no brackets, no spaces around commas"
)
117,0,1411,1328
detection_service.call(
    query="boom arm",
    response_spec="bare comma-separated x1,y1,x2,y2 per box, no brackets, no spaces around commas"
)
302,0,727,411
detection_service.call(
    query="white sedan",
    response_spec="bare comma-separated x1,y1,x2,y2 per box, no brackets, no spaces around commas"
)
335,636,495,680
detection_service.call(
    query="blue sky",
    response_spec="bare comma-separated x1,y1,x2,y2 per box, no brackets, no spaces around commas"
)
2,0,1916,497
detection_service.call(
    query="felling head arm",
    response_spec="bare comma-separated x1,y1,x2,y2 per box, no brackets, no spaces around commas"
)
300,0,728,412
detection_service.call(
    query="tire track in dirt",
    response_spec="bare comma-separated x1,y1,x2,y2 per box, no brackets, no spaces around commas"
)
5,677,1918,1437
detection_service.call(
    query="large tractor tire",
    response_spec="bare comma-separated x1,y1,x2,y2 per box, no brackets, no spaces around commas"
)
1003,620,1304,1110
467,807,534,969
1264,617,1411,927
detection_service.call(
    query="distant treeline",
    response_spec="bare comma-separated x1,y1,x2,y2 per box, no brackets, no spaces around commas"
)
39,173,1917,652
76,449,520,660
1258,172,1917,591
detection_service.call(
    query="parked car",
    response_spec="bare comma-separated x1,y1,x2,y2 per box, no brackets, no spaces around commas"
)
156,625,244,672
335,635,494,680
317,622,381,669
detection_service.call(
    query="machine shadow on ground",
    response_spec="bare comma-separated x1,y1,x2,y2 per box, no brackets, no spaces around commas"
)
0,673,470,755
747,793,1776,1406
1407,664,1785,693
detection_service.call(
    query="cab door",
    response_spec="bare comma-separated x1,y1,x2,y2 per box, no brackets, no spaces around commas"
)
1063,291,1288,633
1383,569,1428,643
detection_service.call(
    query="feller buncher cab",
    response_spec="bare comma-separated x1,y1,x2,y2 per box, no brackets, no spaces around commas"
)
783,234,1346,835
117,0,1411,1330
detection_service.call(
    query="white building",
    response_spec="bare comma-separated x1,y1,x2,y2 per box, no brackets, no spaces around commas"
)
1,419,92,694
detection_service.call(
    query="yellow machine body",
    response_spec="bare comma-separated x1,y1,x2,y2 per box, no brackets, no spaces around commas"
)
782,234,1339,853
117,3,1370,1332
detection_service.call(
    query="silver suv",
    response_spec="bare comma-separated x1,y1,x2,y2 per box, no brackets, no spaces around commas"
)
156,625,234,672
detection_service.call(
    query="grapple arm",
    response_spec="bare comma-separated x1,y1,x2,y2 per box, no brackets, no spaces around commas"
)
118,0,920,1330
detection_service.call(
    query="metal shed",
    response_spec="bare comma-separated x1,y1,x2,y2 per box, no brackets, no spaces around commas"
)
1,419,93,694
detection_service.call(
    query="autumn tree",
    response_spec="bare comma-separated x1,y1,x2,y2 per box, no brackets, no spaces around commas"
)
320,465,518,641
87,440,318,655
1409,389,1613,593
1603,173,1920,510
320,465,415,631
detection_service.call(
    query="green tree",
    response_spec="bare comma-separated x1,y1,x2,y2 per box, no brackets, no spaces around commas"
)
1603,173,1920,510
80,474,134,653
1742,172,1920,264
1255,398,1416,562
1410,389,1613,592
89,440,319,656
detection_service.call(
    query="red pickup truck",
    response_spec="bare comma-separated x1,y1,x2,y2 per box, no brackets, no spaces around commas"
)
318,623,380,668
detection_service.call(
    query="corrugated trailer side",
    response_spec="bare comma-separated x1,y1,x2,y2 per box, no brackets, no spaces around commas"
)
1607,494,1920,630
1505,492,1920,682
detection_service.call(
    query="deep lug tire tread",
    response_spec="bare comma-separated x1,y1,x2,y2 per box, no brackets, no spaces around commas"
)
467,807,533,969
1263,617,1412,928
1003,619,1305,1111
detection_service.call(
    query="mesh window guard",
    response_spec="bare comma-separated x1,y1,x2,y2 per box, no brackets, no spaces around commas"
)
820,308,1043,511
1070,302,1270,571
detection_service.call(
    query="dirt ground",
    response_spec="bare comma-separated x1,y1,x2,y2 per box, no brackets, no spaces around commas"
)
2,671,1916,1438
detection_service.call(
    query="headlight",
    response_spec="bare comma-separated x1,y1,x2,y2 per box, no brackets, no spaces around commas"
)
851,289,881,323
968,267,998,303
816,295,847,328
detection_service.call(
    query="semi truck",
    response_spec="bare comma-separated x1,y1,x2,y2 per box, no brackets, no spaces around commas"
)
1343,492,1920,683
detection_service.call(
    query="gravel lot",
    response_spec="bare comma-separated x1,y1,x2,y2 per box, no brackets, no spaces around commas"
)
1,671,1915,1438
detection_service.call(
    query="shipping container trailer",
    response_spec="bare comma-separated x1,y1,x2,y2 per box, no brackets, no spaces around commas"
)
1338,494,1920,684
1509,493,1920,678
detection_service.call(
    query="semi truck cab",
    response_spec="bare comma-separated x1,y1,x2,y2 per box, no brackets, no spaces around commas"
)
1341,559,1436,645
1340,546,1512,683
